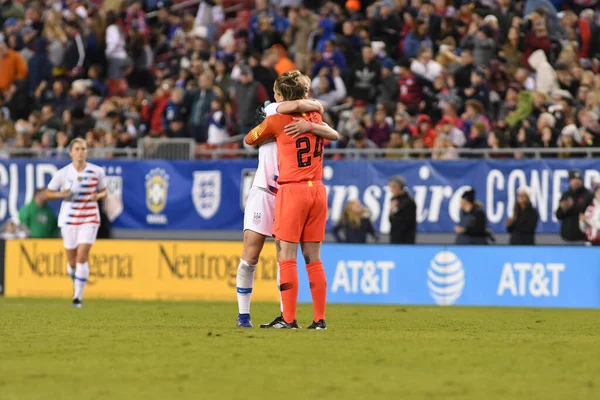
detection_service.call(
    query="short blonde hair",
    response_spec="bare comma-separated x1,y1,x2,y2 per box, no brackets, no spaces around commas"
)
69,137,87,151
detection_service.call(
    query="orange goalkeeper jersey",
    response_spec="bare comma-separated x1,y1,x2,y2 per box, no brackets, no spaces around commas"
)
245,112,324,185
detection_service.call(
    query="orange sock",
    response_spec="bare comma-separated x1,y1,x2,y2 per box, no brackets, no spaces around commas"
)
306,261,327,322
279,259,298,323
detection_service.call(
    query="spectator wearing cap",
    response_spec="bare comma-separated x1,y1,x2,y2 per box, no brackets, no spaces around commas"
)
579,183,600,246
557,169,594,243
233,65,268,141
397,57,423,116
0,35,27,93
348,45,380,106
505,186,539,245
368,0,401,59
455,188,488,245
388,175,417,244
411,47,442,83
377,58,399,109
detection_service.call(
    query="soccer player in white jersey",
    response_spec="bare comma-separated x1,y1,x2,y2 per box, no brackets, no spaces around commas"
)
45,138,107,308
237,72,340,328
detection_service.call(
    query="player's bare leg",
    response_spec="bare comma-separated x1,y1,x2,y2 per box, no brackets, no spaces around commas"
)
66,249,77,299
236,230,267,328
276,240,300,328
301,242,327,330
71,243,92,308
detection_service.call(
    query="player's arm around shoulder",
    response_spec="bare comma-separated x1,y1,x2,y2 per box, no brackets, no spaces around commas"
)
275,99,324,115
283,116,340,141
245,115,278,146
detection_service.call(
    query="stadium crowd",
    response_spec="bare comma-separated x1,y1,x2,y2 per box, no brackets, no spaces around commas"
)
0,0,599,158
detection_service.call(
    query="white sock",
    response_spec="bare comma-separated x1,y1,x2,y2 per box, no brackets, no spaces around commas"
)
236,259,256,314
277,263,283,313
74,262,90,301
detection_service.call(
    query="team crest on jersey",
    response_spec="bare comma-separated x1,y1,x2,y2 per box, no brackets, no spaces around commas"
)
77,176,83,182
241,169,256,210
192,171,221,219
145,168,169,224
253,212,261,225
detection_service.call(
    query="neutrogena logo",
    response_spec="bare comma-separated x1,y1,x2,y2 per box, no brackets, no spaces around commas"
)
427,251,465,306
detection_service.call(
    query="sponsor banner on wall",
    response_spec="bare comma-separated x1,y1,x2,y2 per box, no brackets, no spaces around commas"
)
308,244,600,308
3,240,279,302
0,239,4,295
4,240,600,308
1,159,599,233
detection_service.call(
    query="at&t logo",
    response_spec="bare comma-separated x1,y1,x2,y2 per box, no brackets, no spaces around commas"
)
427,251,465,306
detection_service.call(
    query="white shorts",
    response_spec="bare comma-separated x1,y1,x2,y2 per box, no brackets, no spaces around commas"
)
61,225,99,250
243,187,276,237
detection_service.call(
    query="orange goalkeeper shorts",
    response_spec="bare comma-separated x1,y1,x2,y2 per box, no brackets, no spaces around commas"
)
273,181,327,243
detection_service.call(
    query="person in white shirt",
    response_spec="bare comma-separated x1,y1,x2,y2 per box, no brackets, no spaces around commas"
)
105,11,128,79
236,73,340,328
410,47,443,83
45,138,107,308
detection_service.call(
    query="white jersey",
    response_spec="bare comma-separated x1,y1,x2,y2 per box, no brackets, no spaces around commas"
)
251,102,281,194
48,162,107,227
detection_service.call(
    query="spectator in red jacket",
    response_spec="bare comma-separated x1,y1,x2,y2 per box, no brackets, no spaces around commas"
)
397,57,423,116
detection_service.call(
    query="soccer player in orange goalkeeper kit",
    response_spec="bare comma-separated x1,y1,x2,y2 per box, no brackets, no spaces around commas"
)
245,71,329,329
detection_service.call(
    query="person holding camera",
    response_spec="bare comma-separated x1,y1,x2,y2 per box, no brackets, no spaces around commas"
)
556,169,593,244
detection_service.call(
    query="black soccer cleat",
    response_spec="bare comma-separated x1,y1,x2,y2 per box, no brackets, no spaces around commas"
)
271,319,300,329
307,320,327,330
72,298,83,309
260,314,285,329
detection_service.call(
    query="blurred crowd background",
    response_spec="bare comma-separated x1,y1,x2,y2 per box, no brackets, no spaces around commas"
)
0,0,599,159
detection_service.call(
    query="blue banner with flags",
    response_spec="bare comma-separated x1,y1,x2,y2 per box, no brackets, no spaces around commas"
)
0,159,599,233
295,244,600,308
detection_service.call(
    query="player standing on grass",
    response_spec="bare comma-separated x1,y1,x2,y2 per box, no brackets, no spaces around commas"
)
245,71,329,330
237,72,339,328
45,138,107,308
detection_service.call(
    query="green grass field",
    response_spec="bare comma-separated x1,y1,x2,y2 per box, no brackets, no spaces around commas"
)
1,298,600,400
